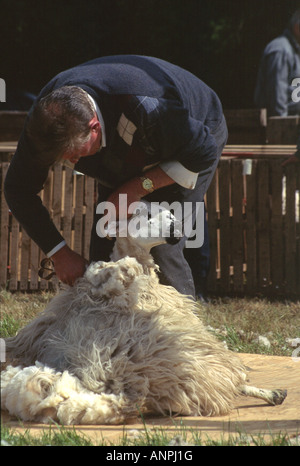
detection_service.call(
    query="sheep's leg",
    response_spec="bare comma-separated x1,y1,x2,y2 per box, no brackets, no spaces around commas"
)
240,385,287,406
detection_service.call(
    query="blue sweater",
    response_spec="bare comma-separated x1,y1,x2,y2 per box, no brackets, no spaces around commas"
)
5,55,224,255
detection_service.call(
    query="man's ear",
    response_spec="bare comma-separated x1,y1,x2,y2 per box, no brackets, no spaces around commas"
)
89,115,101,133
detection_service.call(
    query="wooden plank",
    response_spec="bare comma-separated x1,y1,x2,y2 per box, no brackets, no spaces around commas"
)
257,161,271,293
224,108,267,127
284,164,297,295
297,164,300,294
29,189,43,289
0,149,15,163
223,145,296,157
231,160,244,293
74,175,84,255
206,171,218,293
245,160,257,294
20,229,30,290
39,171,53,290
42,170,53,212
62,166,74,248
270,162,284,295
0,111,27,142
218,159,231,293
267,116,300,145
0,142,17,152
83,176,95,260
52,164,63,230
50,165,63,289
0,163,9,287
9,215,20,290
224,109,267,145
29,241,40,290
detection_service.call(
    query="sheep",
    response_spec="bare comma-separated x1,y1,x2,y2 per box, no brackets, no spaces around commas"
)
1,202,287,425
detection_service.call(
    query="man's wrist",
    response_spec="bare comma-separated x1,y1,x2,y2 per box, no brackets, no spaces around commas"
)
47,240,66,258
50,244,70,265
140,176,155,193
140,166,175,193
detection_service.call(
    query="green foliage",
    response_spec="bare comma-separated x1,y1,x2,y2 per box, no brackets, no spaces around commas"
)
1,422,296,446
1,424,94,446
1,0,299,108
0,314,20,338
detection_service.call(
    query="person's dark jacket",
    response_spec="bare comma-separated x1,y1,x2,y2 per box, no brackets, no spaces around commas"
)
4,55,224,255
254,29,300,116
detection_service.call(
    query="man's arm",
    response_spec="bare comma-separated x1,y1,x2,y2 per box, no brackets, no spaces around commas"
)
122,95,218,189
105,95,220,218
105,165,175,219
4,129,65,254
4,127,88,285
264,50,290,116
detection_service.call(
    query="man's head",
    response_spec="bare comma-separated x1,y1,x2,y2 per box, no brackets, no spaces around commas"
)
289,9,300,43
26,86,102,166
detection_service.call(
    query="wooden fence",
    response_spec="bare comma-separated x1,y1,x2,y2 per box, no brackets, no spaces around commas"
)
0,162,95,291
206,156,300,297
1,154,300,297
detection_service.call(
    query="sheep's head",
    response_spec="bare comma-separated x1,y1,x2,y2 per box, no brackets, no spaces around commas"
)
108,201,183,252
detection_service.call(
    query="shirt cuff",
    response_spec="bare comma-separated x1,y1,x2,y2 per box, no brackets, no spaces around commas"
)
159,161,198,189
47,240,66,258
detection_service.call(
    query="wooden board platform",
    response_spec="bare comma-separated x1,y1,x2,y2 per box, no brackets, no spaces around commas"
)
1,353,299,445
222,144,297,157
0,142,297,155
0,142,17,152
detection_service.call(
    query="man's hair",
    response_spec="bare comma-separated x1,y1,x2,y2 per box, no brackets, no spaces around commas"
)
289,9,300,30
26,86,95,166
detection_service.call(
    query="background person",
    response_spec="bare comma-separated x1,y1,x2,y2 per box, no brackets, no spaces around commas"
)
254,9,300,117
255,10,300,166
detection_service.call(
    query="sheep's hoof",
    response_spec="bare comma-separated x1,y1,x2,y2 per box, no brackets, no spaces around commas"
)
270,389,287,406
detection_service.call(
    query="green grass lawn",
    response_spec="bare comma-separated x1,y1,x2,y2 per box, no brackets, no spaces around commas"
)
1,422,298,446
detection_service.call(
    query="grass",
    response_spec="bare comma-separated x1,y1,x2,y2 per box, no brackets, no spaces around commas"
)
0,290,53,338
198,297,300,356
1,290,299,446
1,420,298,447
1,424,94,447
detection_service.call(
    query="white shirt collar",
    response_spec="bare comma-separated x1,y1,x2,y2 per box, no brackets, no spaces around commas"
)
85,92,106,148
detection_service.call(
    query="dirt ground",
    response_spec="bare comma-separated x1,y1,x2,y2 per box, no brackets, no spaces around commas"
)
1,353,299,445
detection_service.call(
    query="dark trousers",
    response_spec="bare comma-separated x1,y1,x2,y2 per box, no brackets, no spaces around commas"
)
90,116,228,297
184,203,210,297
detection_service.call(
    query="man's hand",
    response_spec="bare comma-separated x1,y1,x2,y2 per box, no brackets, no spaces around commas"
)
51,245,88,286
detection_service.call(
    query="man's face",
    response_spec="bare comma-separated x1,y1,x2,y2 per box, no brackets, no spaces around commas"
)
293,23,300,44
63,115,102,164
